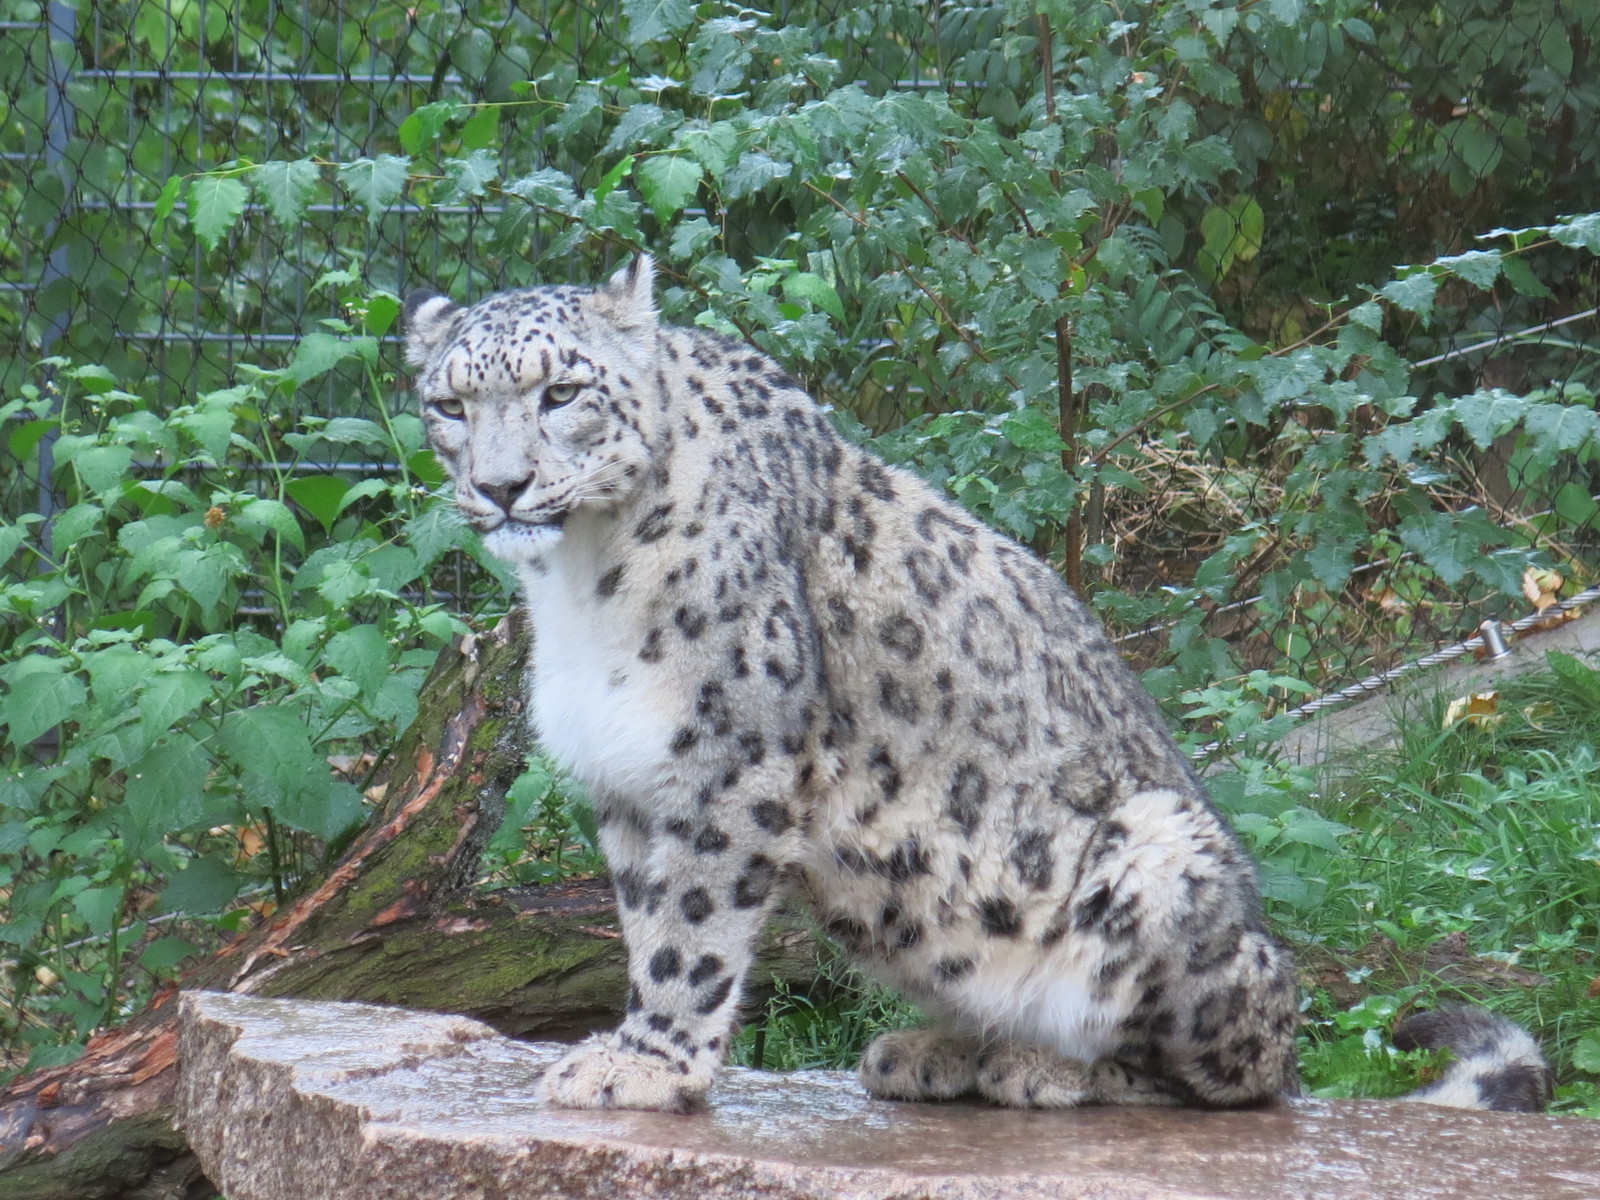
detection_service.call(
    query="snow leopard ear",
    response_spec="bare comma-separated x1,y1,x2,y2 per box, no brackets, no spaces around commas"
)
403,288,461,368
593,253,658,331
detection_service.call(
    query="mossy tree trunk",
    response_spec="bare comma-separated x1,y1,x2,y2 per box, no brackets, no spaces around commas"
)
0,616,822,1199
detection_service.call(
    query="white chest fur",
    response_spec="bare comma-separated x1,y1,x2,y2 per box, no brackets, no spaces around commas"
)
517,524,676,801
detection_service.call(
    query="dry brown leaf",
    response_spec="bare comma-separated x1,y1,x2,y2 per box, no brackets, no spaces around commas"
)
234,823,268,862
1368,585,1410,616
1522,566,1564,612
1444,691,1500,729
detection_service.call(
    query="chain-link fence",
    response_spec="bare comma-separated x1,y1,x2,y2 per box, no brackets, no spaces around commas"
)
3,0,1598,704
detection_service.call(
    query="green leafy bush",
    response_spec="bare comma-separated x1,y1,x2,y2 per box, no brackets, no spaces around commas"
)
0,303,505,1072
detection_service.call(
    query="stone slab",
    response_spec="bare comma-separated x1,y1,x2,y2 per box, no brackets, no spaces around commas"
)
176,992,1600,1200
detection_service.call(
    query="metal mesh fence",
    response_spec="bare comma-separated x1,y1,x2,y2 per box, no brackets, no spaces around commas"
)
2,0,1598,703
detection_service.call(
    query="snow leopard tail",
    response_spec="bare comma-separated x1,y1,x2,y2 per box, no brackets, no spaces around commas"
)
1393,1006,1552,1112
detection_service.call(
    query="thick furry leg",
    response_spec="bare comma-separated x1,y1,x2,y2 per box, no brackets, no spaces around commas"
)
858,1028,981,1101
1395,1006,1552,1113
975,1044,1182,1109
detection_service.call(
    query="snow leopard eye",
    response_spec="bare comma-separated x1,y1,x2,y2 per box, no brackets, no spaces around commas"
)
544,382,580,408
429,396,465,420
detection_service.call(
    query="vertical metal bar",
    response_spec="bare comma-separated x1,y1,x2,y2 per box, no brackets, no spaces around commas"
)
35,0,80,570
158,0,175,410
195,0,211,397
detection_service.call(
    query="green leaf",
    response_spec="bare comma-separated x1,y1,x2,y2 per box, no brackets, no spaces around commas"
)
365,545,422,593
1279,810,1353,854
187,175,250,252
285,475,350,534
174,407,235,463
1499,256,1553,298
337,155,411,221
1197,195,1263,281
175,548,232,610
1554,482,1599,528
314,558,376,607
1347,300,1384,332
0,520,35,568
152,176,183,232
398,100,460,155
602,104,678,156
1434,249,1501,289
460,104,501,151
669,215,717,259
681,121,739,181
592,155,635,204
336,477,391,515
635,155,702,220
1380,271,1438,319
2,666,86,748
61,443,134,496
51,503,102,550
1397,508,1503,587
217,705,324,828
288,333,378,385
1000,407,1067,453
1525,404,1599,455
1451,390,1526,448
364,292,402,337
505,168,578,212
250,159,322,225
138,670,213,746
123,736,211,852
550,85,602,141
140,936,202,973
235,497,305,552
1251,352,1324,406
1572,1031,1600,1075
303,416,385,449
157,855,243,916
440,149,500,202
325,624,392,697
404,502,468,568
781,272,845,320
1305,538,1358,590
1551,212,1600,255
71,885,125,937
722,151,790,200
622,0,694,44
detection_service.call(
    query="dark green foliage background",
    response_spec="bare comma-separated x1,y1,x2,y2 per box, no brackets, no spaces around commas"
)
2,0,1600,1090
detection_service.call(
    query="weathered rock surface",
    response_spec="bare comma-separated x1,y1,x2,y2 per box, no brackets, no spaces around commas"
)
177,992,1600,1200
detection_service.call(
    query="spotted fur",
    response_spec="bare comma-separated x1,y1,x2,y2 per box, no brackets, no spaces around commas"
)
405,257,1544,1114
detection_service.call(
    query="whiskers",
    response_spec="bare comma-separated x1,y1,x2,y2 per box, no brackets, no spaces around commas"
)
568,460,640,507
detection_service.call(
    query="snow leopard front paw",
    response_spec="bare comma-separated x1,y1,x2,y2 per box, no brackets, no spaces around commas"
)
973,1044,1183,1108
973,1042,1093,1108
858,1028,981,1101
537,1033,708,1113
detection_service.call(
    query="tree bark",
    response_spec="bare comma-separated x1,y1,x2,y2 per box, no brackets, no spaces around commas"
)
0,615,823,1199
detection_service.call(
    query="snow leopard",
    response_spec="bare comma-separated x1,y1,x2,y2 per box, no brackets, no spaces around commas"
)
402,256,1550,1115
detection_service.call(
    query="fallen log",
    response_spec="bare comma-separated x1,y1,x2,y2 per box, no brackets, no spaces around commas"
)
0,615,823,1199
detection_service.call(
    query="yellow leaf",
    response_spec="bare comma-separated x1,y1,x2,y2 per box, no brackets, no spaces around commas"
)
1444,691,1500,729
1522,567,1563,611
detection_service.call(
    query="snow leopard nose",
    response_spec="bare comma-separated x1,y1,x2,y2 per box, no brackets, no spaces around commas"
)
478,476,534,514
